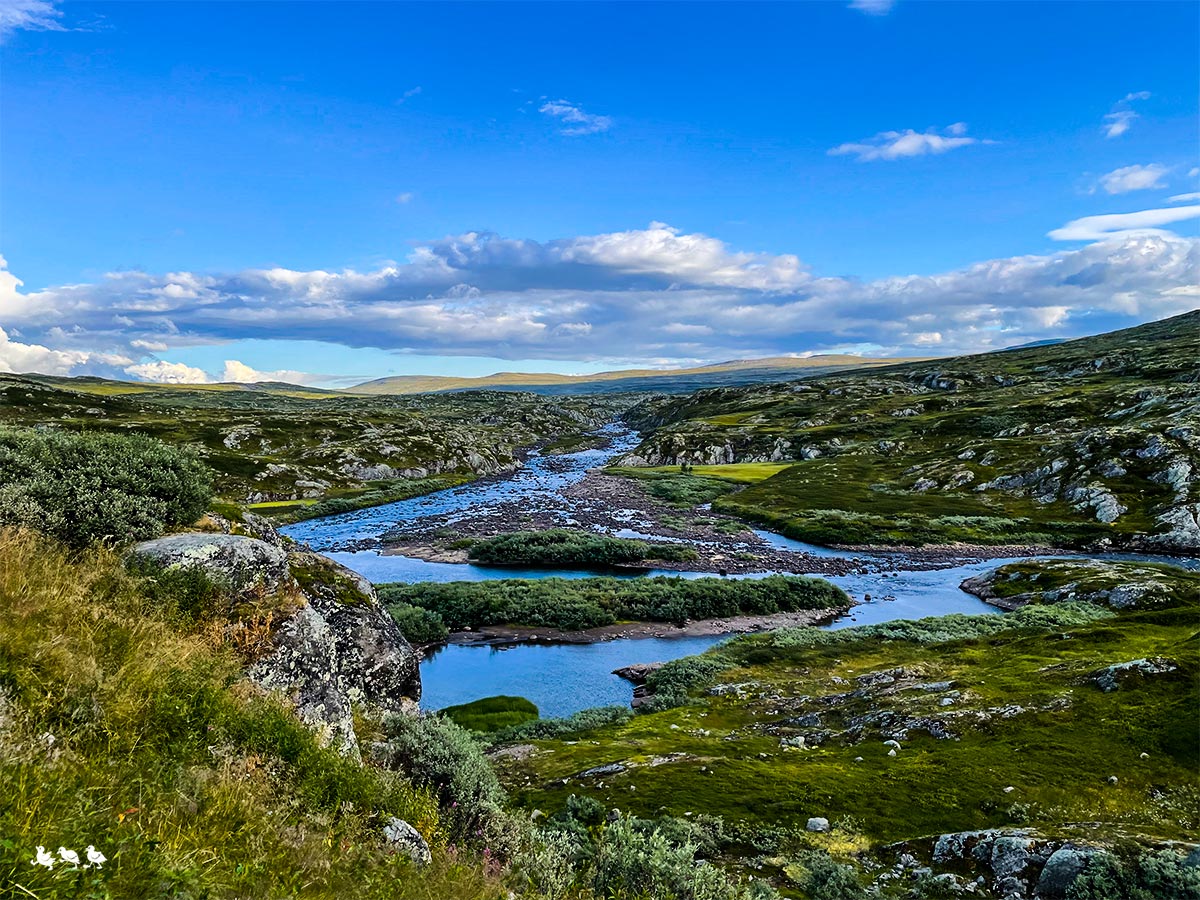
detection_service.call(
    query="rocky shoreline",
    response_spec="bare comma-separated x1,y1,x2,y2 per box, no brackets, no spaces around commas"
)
371,467,1074,577
434,604,852,648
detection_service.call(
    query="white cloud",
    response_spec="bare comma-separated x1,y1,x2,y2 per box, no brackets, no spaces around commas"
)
1048,205,1200,241
1098,163,1168,195
0,326,130,376
1103,91,1151,139
396,192,414,204
539,99,612,136
221,359,326,385
849,0,894,14
397,86,422,103
123,360,215,384
1,222,1196,371
1168,192,1200,204
0,0,63,42
829,123,986,161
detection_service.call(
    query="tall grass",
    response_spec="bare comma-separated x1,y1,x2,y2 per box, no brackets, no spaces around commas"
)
0,529,505,899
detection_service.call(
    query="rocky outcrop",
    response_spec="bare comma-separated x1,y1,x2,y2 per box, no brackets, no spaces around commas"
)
381,816,431,867
132,533,291,599
130,533,420,757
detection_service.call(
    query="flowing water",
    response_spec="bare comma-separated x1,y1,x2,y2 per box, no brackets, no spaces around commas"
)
282,425,1198,717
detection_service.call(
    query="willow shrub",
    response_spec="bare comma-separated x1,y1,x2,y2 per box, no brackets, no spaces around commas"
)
0,426,212,547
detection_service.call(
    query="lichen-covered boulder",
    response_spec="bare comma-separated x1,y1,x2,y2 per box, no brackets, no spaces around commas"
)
132,533,292,599
288,551,421,710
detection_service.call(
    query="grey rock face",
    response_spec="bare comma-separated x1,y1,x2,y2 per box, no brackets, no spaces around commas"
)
132,533,291,599
247,604,358,755
1090,657,1177,692
1037,845,1097,898
382,817,432,866
288,551,421,711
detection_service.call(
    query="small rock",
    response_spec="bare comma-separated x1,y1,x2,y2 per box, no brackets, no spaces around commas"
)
806,817,830,833
1107,775,1118,785
382,817,431,867
887,748,897,757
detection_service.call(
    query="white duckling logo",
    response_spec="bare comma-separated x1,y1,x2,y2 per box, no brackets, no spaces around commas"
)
86,846,107,869
58,847,81,868
31,846,55,868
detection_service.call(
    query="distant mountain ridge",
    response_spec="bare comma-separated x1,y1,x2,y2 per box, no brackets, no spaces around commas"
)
350,354,928,396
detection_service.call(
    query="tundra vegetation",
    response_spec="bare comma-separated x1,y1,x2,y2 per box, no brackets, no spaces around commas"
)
0,427,795,899
379,575,848,635
619,311,1200,552
0,375,623,515
492,561,1200,897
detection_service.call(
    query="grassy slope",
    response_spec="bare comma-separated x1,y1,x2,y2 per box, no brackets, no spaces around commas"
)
0,375,620,505
0,529,506,899
351,356,928,396
496,562,1200,878
621,311,1200,548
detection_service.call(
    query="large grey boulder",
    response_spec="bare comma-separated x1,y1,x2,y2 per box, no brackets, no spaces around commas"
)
132,533,292,599
1037,845,1097,898
288,551,421,711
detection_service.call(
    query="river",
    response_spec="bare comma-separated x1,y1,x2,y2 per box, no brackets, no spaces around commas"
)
282,425,1198,718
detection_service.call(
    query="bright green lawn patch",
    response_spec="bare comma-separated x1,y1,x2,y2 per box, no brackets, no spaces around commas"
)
442,696,540,733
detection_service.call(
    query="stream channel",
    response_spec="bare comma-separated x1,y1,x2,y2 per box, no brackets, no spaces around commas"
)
282,424,1198,718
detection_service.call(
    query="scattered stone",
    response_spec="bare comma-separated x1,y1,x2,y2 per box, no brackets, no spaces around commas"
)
806,817,830,833
382,817,431,867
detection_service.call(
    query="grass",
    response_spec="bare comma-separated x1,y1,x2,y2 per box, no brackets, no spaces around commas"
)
0,528,516,899
621,463,797,483
494,562,1200,855
441,696,540,734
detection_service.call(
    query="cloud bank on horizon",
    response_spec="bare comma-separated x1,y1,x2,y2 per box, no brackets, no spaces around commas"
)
2,213,1196,385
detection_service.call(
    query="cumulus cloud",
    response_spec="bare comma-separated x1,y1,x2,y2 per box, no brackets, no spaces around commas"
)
220,359,329,385
0,0,63,42
849,0,894,14
1103,91,1151,139
1047,205,1200,241
1098,163,1168,195
123,360,214,384
539,99,612,136
2,221,1196,373
829,123,987,161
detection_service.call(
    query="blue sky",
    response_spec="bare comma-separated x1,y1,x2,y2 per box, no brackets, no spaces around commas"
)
1,0,1197,385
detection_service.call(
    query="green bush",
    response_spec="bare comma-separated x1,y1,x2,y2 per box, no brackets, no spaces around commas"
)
466,529,698,567
442,696,539,733
388,601,450,644
0,426,211,547
379,574,847,632
379,712,507,840
1068,848,1200,900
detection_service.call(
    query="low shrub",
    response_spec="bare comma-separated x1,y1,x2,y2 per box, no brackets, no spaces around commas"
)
388,601,450,644
0,426,211,547
380,574,847,632
466,529,698,568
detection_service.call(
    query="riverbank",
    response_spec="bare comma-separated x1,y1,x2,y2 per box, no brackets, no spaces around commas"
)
437,603,852,647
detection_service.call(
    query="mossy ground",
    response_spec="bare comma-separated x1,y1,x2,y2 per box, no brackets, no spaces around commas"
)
495,563,1200,875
